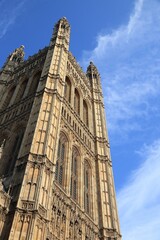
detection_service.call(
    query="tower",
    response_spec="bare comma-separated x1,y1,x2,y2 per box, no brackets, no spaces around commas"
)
0,18,121,239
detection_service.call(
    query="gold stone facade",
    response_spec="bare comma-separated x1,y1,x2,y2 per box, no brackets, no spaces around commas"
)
0,18,121,240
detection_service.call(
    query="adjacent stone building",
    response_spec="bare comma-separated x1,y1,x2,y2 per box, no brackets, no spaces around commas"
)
0,18,121,239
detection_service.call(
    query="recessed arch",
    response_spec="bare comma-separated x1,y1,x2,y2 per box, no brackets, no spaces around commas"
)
2,85,16,109
74,88,80,114
84,158,92,215
55,131,69,186
83,100,88,127
64,76,71,103
28,71,42,95
15,78,29,102
70,145,80,201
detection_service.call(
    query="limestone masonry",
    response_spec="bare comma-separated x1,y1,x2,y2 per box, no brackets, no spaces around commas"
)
0,18,121,239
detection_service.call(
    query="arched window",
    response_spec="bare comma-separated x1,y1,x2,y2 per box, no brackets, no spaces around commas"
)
70,147,79,200
74,89,80,114
83,100,88,126
2,86,15,109
29,71,41,95
84,160,91,214
15,78,28,102
64,77,71,103
55,133,67,185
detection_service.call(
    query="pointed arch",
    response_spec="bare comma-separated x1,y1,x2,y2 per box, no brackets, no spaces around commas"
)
70,146,80,200
55,132,68,186
83,100,88,126
15,78,28,102
84,159,92,214
2,86,16,109
74,88,80,114
29,71,41,95
64,76,71,103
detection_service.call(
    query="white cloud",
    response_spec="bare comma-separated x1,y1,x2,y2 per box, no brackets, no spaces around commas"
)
117,139,160,240
81,2,160,238
0,0,26,39
81,0,160,135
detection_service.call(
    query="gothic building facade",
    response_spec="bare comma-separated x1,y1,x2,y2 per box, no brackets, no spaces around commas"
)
0,18,121,239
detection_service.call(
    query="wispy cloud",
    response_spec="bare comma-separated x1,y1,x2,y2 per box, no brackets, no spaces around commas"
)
0,0,26,39
81,1,160,238
117,139,160,240
81,0,160,136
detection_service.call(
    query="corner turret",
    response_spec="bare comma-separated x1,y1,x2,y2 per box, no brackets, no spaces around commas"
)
0,45,25,82
86,61,102,93
50,17,70,48
87,61,99,78
8,45,25,64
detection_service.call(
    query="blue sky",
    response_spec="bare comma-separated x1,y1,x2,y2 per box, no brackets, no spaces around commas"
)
1,0,160,239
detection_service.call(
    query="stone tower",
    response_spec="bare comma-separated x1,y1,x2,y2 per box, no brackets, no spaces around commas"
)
0,18,121,240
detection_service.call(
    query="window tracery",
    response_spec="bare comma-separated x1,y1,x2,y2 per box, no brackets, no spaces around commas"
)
55,133,67,186
83,100,88,126
84,160,91,214
70,147,79,200
74,89,80,114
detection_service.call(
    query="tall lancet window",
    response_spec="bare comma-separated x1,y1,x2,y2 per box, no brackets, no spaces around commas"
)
15,78,28,102
64,77,71,103
83,100,88,126
84,160,91,214
74,89,80,114
55,133,67,186
70,147,79,200
29,71,41,95
2,86,15,109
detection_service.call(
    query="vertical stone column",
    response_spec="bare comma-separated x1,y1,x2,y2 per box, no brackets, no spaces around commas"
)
7,17,71,240
87,62,121,239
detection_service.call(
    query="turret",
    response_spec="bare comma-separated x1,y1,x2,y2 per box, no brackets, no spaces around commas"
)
0,45,25,82
87,61,121,239
0,46,25,106
50,17,70,48
41,17,70,79
87,61,102,92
